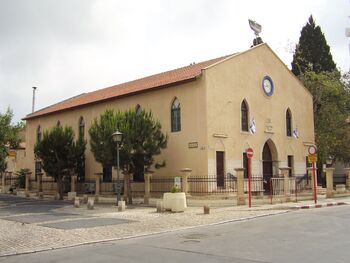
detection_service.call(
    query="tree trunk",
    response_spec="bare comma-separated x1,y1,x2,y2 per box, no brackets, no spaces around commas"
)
124,172,132,205
57,176,64,200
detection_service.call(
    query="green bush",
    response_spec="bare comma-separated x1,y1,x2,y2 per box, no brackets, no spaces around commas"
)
15,168,30,189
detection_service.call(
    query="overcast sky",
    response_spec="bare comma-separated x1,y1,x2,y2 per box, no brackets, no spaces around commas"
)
1,0,349,122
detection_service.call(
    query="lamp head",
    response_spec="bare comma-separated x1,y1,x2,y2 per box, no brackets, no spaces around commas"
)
112,130,123,143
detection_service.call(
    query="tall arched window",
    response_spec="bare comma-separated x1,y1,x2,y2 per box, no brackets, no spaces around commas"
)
56,120,61,127
79,116,85,137
171,97,181,132
135,104,142,115
241,100,249,132
286,109,292,137
37,125,42,142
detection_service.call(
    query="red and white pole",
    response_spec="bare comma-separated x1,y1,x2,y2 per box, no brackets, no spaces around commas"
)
246,148,254,208
312,161,317,204
248,157,252,208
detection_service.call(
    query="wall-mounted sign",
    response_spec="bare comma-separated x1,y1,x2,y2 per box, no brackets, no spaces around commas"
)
7,150,16,157
174,177,181,189
188,142,198,148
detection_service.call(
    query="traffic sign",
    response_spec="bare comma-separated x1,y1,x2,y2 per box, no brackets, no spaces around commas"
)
308,154,317,163
308,145,317,155
246,148,254,159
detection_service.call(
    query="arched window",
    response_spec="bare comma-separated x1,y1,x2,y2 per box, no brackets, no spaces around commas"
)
241,100,249,132
135,104,142,115
171,97,181,132
79,116,85,137
56,120,61,127
37,126,42,142
286,109,292,137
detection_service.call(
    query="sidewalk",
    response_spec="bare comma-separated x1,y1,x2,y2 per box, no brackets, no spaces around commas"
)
0,194,348,257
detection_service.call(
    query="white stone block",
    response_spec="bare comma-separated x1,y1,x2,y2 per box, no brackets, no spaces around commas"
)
16,190,26,197
171,197,186,212
156,201,165,213
163,192,187,210
68,192,77,201
87,197,95,210
74,197,80,208
118,200,126,212
336,184,346,194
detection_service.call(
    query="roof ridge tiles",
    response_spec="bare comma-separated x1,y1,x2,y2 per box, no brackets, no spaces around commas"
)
23,53,233,120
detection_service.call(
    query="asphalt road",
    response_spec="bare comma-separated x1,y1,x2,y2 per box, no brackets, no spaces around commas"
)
1,205,349,263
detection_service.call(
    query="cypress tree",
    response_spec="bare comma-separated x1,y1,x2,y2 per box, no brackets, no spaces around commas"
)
291,15,337,76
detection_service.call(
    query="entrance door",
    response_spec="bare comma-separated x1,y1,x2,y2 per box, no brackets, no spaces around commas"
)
262,143,273,192
216,151,225,187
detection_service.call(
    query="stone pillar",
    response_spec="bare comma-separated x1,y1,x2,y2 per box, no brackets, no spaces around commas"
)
307,167,314,188
1,172,5,188
325,167,335,198
345,168,350,189
279,168,291,202
37,173,42,193
144,173,152,205
95,174,101,196
235,168,245,205
25,172,30,194
180,168,192,195
71,175,77,192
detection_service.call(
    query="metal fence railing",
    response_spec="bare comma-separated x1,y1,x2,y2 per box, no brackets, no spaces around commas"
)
41,178,57,193
333,174,346,187
77,180,96,194
150,176,181,197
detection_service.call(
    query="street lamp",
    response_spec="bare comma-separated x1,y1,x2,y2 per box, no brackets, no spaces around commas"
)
112,130,123,203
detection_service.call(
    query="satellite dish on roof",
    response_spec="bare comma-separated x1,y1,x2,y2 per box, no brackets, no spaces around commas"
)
248,19,262,36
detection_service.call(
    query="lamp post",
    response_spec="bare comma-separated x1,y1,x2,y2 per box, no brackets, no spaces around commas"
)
112,130,123,203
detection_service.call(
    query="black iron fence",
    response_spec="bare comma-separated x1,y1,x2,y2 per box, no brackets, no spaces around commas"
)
41,178,57,193
77,180,96,194
150,176,182,197
4,173,18,188
333,174,346,187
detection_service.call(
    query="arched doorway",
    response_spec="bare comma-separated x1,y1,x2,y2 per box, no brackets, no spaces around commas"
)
262,142,273,192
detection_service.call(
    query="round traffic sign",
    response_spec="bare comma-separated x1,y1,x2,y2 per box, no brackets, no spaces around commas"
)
308,145,317,155
246,148,254,158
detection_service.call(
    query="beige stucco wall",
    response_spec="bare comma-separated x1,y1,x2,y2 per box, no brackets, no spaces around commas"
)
24,44,315,183
6,149,26,174
25,77,209,180
204,44,314,177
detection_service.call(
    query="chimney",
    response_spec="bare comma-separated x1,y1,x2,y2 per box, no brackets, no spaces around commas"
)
32,87,37,113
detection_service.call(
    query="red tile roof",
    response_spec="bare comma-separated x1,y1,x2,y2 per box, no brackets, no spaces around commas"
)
24,54,233,120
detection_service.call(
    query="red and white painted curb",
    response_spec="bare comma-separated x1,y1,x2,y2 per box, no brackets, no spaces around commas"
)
293,202,348,209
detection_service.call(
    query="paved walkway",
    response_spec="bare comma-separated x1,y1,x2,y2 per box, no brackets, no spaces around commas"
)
0,194,348,257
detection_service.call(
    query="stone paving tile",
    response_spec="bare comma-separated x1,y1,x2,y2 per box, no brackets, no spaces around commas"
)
0,196,349,257
0,206,285,256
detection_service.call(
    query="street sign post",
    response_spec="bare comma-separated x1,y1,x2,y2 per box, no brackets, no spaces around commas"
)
246,148,254,208
308,145,318,204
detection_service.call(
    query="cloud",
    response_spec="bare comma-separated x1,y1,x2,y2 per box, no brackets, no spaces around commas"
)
0,0,349,123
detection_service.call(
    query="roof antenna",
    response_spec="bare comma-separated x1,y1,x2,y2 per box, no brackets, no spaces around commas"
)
32,87,37,113
248,19,263,47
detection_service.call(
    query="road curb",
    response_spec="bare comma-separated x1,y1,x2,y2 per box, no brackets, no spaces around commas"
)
295,202,348,209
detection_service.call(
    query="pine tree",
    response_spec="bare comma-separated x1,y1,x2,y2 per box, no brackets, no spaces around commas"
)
291,15,337,76
34,125,85,199
89,109,167,204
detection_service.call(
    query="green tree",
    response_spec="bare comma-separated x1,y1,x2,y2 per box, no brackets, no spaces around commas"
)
0,108,24,174
34,125,86,199
300,71,350,166
89,109,167,204
291,15,337,76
